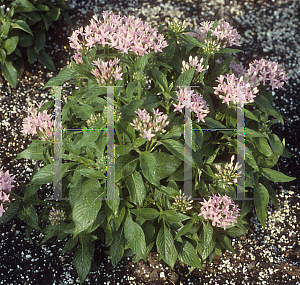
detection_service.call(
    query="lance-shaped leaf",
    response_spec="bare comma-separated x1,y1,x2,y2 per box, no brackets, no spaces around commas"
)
139,151,160,187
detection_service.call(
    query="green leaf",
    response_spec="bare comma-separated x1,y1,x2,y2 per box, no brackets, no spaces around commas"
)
175,68,195,88
245,127,266,138
24,183,40,200
203,117,235,136
136,52,153,71
245,145,259,172
0,48,6,65
267,133,284,156
260,168,296,183
212,57,233,78
73,189,105,238
27,47,37,64
17,203,41,230
62,236,78,254
106,185,120,216
35,31,46,53
115,154,138,182
15,141,46,160
11,20,33,35
179,34,206,48
37,49,56,71
12,0,37,12
197,231,216,261
162,210,191,223
28,163,54,185
227,227,246,237
44,65,76,88
254,137,274,157
217,234,236,254
156,223,178,269
253,183,269,229
18,33,33,47
244,109,259,122
126,81,138,101
2,60,18,88
124,215,147,260
36,4,50,11
176,238,203,269
0,22,11,40
110,226,124,267
3,36,19,55
74,236,95,284
151,66,168,92
125,171,146,206
0,200,21,224
130,208,160,220
46,8,61,23
202,220,213,245
174,221,194,240
259,176,279,209
254,95,284,125
152,152,182,180
139,151,160,187
159,139,188,163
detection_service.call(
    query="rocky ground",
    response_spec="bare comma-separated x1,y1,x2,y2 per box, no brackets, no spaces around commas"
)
0,0,299,284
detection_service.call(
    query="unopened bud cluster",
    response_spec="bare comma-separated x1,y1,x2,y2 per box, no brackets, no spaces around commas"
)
49,207,66,226
214,155,242,190
171,189,194,214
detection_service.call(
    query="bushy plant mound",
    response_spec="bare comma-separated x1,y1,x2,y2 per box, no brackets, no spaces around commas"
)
0,11,295,284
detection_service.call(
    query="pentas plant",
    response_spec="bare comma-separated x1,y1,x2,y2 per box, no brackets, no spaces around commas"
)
1,11,296,284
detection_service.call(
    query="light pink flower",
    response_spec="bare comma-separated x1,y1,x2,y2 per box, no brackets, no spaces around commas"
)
91,57,123,86
22,103,54,142
0,167,16,192
173,87,210,123
213,74,259,108
199,193,240,230
130,108,169,141
69,11,168,58
188,20,241,48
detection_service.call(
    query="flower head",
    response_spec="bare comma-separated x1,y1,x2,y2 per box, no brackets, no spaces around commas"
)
188,20,241,49
171,189,194,213
91,57,123,86
213,74,259,107
199,193,240,230
0,167,15,217
181,56,209,74
214,155,243,189
68,11,168,58
48,207,66,226
130,108,169,141
173,87,210,123
22,103,54,142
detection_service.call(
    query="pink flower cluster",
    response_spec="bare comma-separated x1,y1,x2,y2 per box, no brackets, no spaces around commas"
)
213,74,259,107
22,103,54,142
0,167,16,217
130,108,169,141
188,20,241,48
68,11,168,62
181,55,209,74
173,87,210,123
199,193,240,230
91,57,123,86
230,59,288,91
